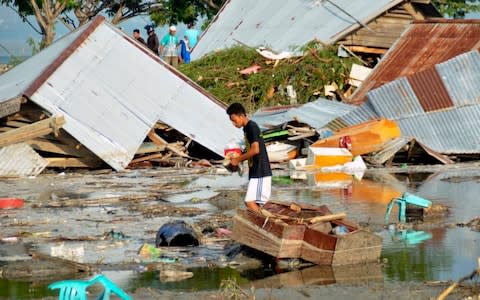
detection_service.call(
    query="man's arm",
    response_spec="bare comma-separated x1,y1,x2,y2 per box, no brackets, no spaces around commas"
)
230,142,259,166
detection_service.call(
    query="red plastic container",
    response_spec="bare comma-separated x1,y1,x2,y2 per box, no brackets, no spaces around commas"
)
0,198,24,209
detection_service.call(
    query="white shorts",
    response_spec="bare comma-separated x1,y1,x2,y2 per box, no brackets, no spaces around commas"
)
245,176,271,206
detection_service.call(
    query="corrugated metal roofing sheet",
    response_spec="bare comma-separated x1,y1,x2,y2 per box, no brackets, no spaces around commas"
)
368,77,425,119
0,143,48,177
337,101,378,126
192,0,404,60
408,67,453,112
0,16,242,170
251,98,355,131
436,51,480,107
350,19,480,105
0,26,88,105
358,51,480,154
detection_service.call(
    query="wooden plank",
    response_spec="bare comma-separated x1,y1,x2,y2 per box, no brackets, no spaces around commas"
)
403,2,425,20
131,153,163,164
5,120,31,128
0,115,65,148
309,213,346,224
136,142,166,154
54,130,96,158
148,129,190,158
343,46,387,55
27,138,82,157
0,97,22,119
46,157,102,168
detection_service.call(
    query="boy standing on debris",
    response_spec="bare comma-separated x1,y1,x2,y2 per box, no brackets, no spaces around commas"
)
226,103,272,213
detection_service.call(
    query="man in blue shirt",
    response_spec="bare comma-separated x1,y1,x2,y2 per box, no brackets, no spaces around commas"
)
184,22,200,49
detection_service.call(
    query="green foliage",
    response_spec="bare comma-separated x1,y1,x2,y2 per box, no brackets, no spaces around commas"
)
432,0,480,18
150,0,221,26
179,43,361,113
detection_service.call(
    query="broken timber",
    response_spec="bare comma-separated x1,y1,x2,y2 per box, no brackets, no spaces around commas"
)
0,115,65,148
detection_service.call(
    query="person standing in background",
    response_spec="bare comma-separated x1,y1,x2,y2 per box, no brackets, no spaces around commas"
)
133,29,146,45
179,35,191,64
160,25,179,67
184,22,200,49
145,25,159,55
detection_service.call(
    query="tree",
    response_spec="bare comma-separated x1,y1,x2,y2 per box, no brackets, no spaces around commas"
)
149,0,225,27
73,0,161,26
432,0,480,18
2,0,76,48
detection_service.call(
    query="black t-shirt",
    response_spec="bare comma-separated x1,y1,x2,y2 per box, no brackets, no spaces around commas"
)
243,120,272,179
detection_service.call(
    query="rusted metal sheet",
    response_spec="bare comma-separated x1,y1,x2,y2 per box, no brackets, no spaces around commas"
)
0,143,48,177
192,0,406,60
350,19,480,105
408,68,453,112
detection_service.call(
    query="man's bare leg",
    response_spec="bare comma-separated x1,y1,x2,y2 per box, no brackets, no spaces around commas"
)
246,201,261,214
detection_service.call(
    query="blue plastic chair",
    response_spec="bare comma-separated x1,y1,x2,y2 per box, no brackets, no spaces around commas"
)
385,192,432,223
48,274,132,300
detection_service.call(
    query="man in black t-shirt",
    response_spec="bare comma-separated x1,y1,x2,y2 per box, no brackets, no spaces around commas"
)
226,103,272,213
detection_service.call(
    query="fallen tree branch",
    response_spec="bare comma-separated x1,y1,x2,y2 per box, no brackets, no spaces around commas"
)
436,257,480,300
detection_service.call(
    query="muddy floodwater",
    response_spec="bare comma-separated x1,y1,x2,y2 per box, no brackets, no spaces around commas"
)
0,165,479,299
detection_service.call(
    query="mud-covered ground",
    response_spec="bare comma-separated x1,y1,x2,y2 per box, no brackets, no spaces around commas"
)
1,163,479,299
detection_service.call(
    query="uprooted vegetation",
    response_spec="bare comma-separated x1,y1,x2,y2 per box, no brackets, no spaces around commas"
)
179,43,363,112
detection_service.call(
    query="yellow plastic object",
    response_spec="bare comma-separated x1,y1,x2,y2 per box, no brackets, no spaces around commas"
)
312,119,401,156
306,147,353,167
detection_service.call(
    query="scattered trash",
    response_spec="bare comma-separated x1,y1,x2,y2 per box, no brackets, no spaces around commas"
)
0,198,24,209
256,48,292,60
266,142,298,162
49,273,132,300
155,220,199,247
104,229,129,241
159,269,194,282
138,243,161,260
385,193,432,223
50,243,85,262
239,65,261,75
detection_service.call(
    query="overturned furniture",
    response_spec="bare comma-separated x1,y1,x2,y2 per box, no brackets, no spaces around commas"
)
231,201,382,265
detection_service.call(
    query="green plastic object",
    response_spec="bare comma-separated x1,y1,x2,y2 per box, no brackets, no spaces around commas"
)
48,274,132,300
261,130,289,141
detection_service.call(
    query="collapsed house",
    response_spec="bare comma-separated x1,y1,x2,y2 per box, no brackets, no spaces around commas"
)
341,50,480,156
191,0,440,61
0,16,242,176
339,20,480,157
350,19,480,105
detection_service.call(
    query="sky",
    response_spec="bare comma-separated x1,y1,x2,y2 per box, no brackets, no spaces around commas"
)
0,5,193,56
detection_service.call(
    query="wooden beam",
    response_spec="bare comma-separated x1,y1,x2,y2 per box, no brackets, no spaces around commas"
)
27,138,82,157
343,46,387,55
46,157,102,168
0,97,22,119
403,3,426,20
148,129,190,158
131,153,163,164
136,142,166,154
0,115,65,148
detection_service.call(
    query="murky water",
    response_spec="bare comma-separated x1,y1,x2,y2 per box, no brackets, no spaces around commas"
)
1,168,479,299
